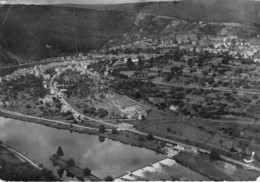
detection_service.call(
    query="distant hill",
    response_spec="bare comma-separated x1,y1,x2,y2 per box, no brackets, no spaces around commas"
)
59,0,260,25
0,5,135,66
1,1,260,67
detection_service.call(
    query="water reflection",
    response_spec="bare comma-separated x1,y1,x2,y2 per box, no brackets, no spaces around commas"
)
57,167,64,179
0,117,165,178
99,136,105,143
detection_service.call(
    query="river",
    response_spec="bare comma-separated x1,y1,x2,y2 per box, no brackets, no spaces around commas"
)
0,117,165,180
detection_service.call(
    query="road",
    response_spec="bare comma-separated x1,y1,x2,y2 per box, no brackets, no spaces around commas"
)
59,96,116,129
142,80,260,95
0,107,98,131
144,116,260,126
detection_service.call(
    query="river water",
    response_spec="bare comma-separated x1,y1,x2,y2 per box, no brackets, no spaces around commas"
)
0,117,165,179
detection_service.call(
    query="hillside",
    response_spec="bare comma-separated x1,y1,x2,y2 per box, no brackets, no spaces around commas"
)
1,1,260,67
0,5,135,66
61,0,260,25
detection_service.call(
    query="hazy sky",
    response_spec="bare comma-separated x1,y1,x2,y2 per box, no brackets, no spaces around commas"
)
11,0,177,4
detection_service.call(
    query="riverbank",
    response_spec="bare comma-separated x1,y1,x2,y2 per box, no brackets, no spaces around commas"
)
3,108,257,181
0,108,166,156
0,144,42,170
0,145,57,181
0,145,23,165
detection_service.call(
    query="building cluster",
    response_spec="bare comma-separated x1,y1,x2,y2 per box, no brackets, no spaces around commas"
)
107,31,260,63
109,96,150,120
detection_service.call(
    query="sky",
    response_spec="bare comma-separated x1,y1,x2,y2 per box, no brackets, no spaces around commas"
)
10,0,178,5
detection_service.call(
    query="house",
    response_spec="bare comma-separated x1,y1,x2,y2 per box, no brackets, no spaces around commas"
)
118,123,135,130
43,81,48,89
39,95,53,105
170,105,179,112
61,105,71,113
43,74,51,80
73,114,84,122
50,87,56,95
4,101,10,108
119,105,148,120
148,97,165,104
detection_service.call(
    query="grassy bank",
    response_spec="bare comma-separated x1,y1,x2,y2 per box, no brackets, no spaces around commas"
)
173,151,234,181
0,145,57,181
173,151,260,181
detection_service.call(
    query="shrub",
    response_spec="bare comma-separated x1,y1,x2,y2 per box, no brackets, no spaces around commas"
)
112,128,119,134
138,136,145,142
230,147,237,153
210,149,221,161
146,134,154,140
26,104,31,109
104,176,114,181
83,168,91,176
171,130,177,134
98,125,106,133
66,158,75,167
253,95,258,100
56,146,64,156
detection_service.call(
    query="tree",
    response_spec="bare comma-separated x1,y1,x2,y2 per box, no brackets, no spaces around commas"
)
135,91,141,99
57,168,64,178
26,104,31,109
39,106,44,111
104,176,114,181
99,136,105,143
126,58,135,69
146,134,154,140
253,95,258,100
138,136,145,142
66,158,75,167
141,115,146,121
56,146,64,157
99,125,106,133
112,128,119,134
83,168,91,176
230,147,237,153
210,149,221,160
0,163,56,181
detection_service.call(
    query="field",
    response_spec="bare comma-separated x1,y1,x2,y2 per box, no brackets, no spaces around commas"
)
117,158,210,181
174,151,260,181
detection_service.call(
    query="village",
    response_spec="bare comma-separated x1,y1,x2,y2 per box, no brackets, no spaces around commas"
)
1,18,260,181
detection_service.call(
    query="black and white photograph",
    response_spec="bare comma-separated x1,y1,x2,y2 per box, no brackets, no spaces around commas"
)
0,0,260,181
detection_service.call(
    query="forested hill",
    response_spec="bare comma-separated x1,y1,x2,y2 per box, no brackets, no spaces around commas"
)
0,5,135,66
61,0,260,25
